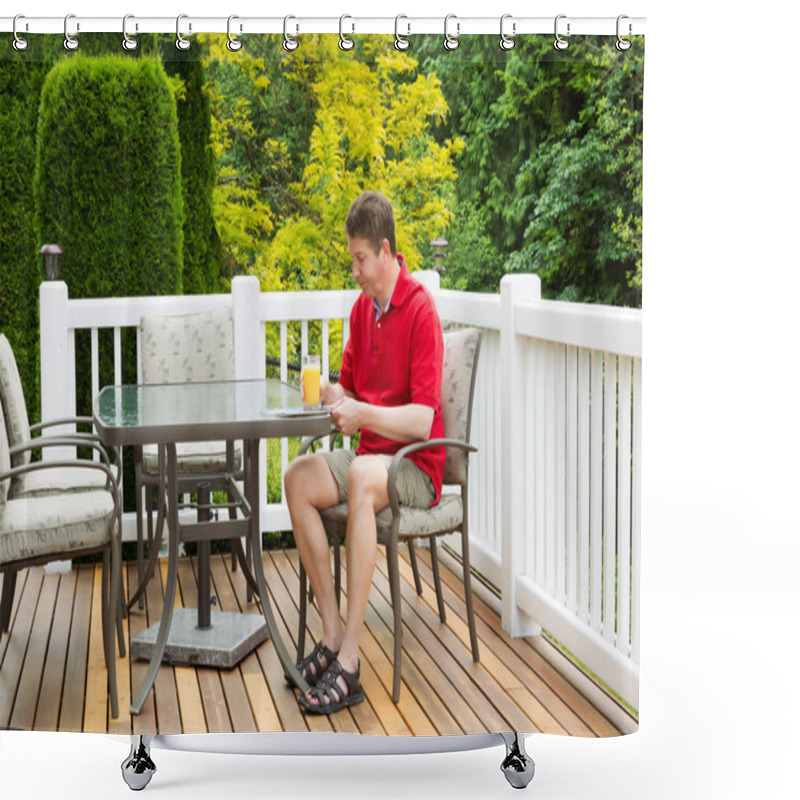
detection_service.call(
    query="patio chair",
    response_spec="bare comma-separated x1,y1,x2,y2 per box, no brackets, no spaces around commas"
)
0,333,125,656
0,400,122,718
296,327,483,703
131,306,244,609
0,333,121,498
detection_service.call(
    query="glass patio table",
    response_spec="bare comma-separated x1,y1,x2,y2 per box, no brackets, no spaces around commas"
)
93,378,331,715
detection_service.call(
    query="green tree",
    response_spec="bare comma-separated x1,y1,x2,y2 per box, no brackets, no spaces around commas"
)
416,35,643,304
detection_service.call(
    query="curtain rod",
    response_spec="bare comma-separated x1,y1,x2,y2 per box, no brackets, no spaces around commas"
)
1,15,645,37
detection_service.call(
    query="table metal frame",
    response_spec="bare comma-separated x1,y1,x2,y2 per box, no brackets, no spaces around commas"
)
93,379,330,715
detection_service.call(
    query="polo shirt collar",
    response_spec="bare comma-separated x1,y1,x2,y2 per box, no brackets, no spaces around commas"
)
372,254,412,319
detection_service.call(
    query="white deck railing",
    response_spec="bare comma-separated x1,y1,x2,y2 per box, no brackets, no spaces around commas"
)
39,271,642,709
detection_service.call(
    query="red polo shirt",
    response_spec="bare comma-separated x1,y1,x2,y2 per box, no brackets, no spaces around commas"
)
338,255,445,505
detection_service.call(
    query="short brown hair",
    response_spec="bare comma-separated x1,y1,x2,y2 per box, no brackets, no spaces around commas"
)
344,191,396,256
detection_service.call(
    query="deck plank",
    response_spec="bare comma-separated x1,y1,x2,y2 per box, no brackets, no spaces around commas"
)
417,547,621,737
34,569,76,731
83,562,110,732
108,565,132,735
374,554,557,734
127,560,157,735
59,566,92,731
3,547,622,740
209,554,282,732
259,552,332,735
173,559,207,734
9,571,59,731
0,568,43,729
0,569,27,666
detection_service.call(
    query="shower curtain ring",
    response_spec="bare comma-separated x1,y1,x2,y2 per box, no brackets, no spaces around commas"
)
12,15,28,51
176,13,191,50
499,14,515,50
616,15,632,51
227,15,243,51
122,14,138,51
394,15,410,51
554,14,570,51
64,13,79,51
443,14,460,51
283,15,299,51
339,15,354,51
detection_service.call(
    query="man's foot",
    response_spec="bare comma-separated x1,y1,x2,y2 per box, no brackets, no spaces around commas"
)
298,659,365,715
284,641,338,688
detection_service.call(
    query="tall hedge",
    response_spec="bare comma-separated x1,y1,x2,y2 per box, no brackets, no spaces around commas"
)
0,58,53,424
165,56,221,294
35,57,183,300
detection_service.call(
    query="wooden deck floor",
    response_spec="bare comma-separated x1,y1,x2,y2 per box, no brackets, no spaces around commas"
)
1,546,621,737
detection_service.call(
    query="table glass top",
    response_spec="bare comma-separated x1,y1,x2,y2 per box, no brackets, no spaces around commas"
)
94,378,321,431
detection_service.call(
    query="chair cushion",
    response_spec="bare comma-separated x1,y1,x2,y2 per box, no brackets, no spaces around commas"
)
441,328,481,486
140,306,235,385
320,493,463,539
0,401,10,506
0,334,32,468
12,462,119,498
0,489,115,565
141,441,243,475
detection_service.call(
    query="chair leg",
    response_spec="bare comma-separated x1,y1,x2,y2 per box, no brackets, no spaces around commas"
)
114,510,126,659
386,538,403,703
461,526,480,662
227,490,238,572
297,561,307,662
1,570,18,632
429,539,447,623
407,540,423,595
103,548,120,719
333,531,342,609
134,484,145,610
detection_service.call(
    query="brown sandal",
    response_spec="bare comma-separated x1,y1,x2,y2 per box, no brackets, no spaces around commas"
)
298,659,365,715
284,641,338,688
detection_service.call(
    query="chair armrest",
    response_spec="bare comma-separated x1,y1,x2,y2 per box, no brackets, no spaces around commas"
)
29,416,96,435
387,438,477,517
8,437,120,487
1,458,120,521
299,426,339,456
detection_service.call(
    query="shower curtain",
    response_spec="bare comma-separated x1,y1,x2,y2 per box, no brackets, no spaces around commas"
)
0,20,643,745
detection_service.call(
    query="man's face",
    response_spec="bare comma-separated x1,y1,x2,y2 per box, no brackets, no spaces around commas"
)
347,235,390,299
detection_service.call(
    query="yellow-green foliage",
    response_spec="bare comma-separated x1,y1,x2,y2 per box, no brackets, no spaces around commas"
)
267,36,462,292
201,34,461,366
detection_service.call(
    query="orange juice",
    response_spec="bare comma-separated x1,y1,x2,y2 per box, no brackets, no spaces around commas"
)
302,356,321,408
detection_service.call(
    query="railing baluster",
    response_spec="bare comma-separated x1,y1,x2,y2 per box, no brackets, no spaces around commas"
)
632,357,642,664
555,343,567,604
533,338,547,587
113,326,122,386
603,352,618,645
544,340,556,596
566,344,578,613
590,349,604,634
91,328,100,400
617,355,633,657
578,347,591,624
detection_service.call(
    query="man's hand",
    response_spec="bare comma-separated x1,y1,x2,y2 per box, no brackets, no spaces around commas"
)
320,378,346,407
330,397,362,437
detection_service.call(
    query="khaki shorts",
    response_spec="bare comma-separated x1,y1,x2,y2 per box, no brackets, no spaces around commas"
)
319,449,435,509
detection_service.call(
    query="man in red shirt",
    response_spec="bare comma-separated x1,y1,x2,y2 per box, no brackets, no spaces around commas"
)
284,191,445,714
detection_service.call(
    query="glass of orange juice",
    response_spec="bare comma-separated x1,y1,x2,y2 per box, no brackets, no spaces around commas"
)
301,354,321,409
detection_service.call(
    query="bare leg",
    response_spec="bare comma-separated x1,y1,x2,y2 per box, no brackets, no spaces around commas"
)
284,453,342,654
303,455,389,707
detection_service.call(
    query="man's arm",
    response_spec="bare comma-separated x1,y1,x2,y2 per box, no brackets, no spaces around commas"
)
330,398,434,442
